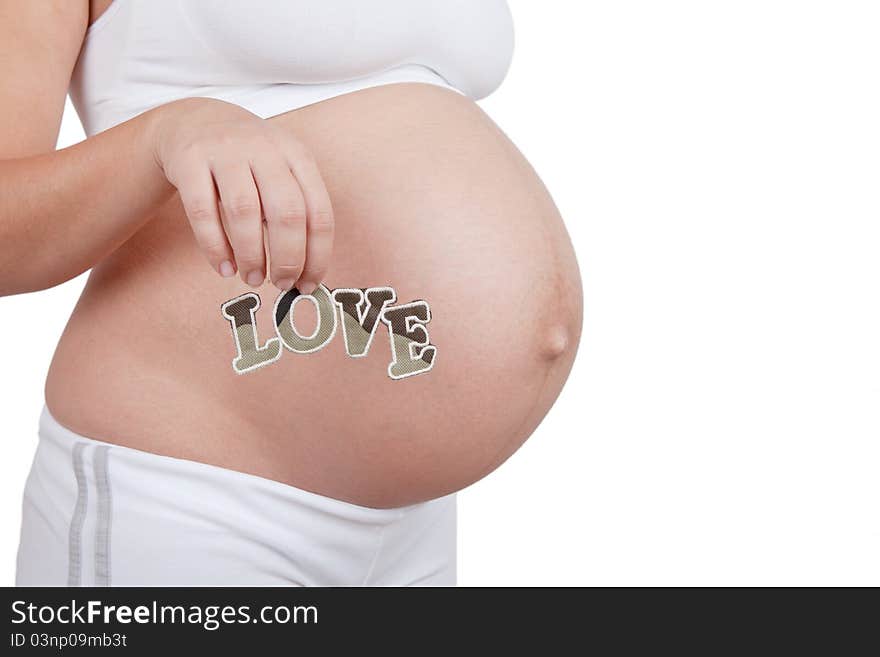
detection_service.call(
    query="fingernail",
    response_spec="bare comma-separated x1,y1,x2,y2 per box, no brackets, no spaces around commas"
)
246,271,264,287
219,260,235,278
298,281,317,295
275,278,294,291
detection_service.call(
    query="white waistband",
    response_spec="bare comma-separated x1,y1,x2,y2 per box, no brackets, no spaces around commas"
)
21,407,457,585
38,405,417,523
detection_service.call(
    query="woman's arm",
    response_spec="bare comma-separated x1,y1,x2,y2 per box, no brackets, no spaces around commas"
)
0,1,334,297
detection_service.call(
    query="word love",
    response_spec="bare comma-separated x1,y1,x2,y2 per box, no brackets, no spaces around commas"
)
220,285,437,380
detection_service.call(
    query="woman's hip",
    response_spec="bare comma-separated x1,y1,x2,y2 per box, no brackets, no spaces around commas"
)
16,407,457,587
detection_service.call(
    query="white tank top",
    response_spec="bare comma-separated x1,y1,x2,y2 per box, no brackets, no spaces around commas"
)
69,0,515,136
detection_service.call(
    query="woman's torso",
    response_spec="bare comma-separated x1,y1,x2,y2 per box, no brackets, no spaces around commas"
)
46,1,582,508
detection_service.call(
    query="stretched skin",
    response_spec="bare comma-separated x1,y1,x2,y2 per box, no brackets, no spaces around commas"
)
0,1,582,508
46,84,583,507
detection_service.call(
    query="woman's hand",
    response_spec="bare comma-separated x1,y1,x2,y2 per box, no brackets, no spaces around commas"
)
151,97,334,293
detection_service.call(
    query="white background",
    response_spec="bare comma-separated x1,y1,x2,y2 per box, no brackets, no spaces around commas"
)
2,1,879,586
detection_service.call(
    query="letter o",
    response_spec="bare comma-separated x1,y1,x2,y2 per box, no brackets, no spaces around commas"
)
273,284,338,353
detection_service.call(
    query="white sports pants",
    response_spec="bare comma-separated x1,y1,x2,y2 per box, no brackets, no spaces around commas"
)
16,407,456,586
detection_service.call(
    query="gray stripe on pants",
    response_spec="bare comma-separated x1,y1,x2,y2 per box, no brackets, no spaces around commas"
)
67,443,88,587
94,446,112,586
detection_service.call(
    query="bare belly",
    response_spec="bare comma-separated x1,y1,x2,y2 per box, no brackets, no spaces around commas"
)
45,84,582,507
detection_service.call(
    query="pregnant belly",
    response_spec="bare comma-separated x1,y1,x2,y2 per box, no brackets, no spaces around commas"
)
45,83,582,507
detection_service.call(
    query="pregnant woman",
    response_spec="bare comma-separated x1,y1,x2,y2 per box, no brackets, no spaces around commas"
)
4,0,581,586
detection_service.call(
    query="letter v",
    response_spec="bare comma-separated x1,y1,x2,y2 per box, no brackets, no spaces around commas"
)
332,287,397,357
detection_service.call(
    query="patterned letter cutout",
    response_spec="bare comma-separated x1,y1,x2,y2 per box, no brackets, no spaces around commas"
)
332,287,397,357
221,293,282,374
222,286,437,379
273,284,338,353
380,300,437,380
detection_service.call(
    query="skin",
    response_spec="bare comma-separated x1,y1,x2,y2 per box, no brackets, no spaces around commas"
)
0,0,333,295
3,0,583,507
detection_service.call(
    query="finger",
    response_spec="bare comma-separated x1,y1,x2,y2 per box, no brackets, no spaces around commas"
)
250,157,307,291
212,161,266,287
173,162,235,277
284,144,334,295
